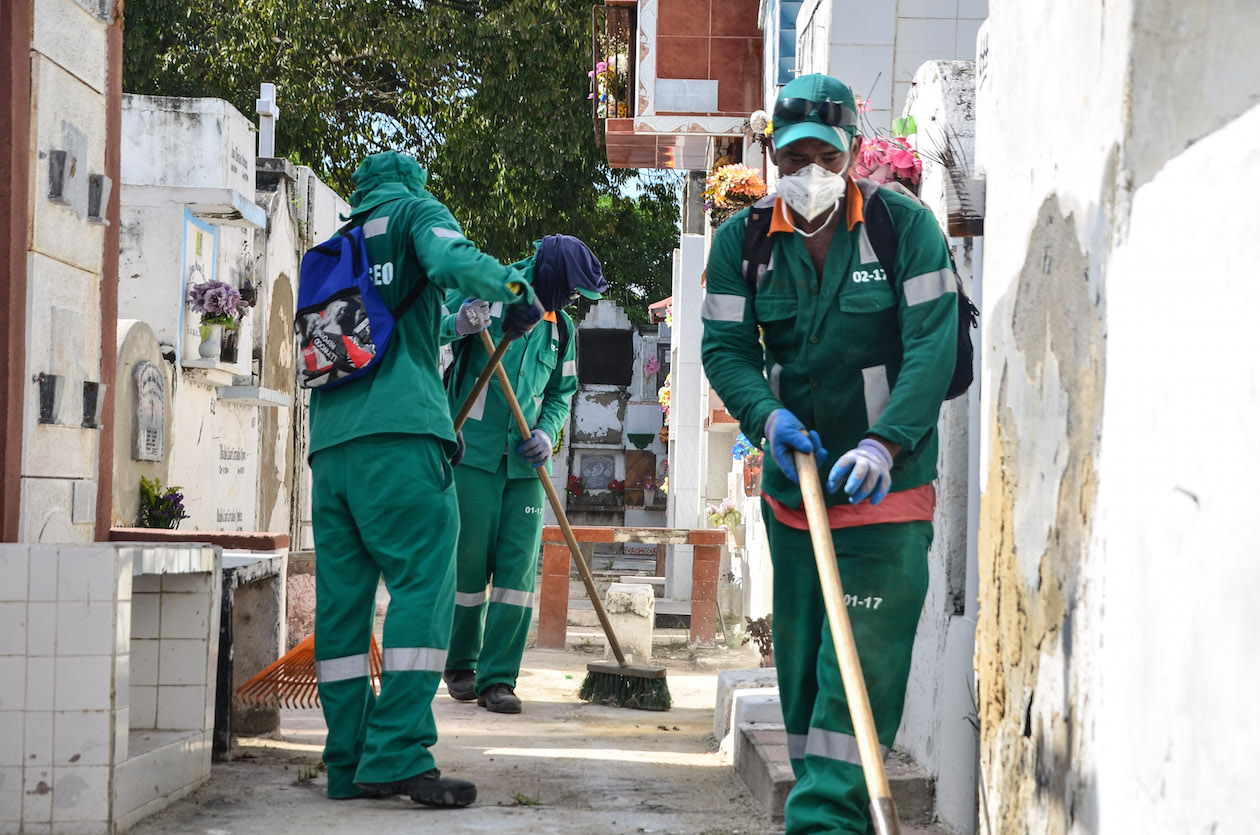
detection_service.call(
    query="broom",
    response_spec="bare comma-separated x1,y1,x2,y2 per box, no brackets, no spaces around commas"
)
232,338,511,710
794,447,902,835
474,329,671,710
235,634,384,709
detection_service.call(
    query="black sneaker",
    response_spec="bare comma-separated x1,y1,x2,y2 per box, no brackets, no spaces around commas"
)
442,669,477,702
477,683,522,714
355,769,477,808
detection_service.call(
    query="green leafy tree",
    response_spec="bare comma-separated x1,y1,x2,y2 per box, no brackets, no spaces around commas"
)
123,0,680,322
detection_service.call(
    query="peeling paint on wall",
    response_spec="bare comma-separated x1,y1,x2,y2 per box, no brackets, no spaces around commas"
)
977,196,1106,834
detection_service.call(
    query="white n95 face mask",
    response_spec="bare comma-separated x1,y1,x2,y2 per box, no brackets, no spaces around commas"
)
776,163,849,222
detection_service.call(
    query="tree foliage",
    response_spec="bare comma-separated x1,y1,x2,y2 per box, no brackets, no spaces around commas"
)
123,0,679,323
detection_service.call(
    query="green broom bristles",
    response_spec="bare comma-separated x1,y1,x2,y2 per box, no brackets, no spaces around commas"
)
578,669,672,711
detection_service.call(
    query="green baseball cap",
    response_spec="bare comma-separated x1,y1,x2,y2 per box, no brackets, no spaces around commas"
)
771,74,859,152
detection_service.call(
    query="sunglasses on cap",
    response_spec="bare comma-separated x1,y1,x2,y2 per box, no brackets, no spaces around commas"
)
773,98,858,129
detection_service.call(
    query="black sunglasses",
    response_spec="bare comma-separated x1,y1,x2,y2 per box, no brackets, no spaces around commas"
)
773,98,858,129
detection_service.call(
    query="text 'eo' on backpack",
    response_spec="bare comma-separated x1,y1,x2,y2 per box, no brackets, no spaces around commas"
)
741,179,978,400
295,218,426,390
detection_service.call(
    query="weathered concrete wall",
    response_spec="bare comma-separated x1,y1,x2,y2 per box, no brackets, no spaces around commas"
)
111,321,174,526
1091,99,1260,835
896,60,981,835
974,2,1260,832
19,0,114,542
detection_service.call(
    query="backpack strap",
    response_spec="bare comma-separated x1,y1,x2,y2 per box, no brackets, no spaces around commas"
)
859,181,899,279
741,201,777,293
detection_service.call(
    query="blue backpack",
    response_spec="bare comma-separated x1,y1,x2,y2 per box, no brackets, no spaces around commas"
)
295,219,426,390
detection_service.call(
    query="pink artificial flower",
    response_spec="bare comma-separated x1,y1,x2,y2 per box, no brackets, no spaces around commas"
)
855,96,870,115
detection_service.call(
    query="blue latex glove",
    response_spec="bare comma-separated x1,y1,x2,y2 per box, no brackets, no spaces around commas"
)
516,428,552,468
764,409,826,485
503,295,545,341
827,438,893,505
454,298,491,336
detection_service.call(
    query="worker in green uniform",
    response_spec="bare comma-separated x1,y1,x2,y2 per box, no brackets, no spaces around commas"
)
700,74,958,834
440,234,607,713
308,151,544,807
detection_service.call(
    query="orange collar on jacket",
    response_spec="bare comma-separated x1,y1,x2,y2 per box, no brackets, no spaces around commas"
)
767,176,864,236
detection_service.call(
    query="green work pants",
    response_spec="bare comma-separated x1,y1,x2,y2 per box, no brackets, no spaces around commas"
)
763,505,932,834
311,434,458,798
447,460,544,692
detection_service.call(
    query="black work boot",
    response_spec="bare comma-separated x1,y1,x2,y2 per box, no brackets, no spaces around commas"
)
477,683,522,714
355,769,477,808
442,669,477,702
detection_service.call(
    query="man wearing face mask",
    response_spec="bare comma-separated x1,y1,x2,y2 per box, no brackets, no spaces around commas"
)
439,234,606,714
307,151,544,808
700,74,957,834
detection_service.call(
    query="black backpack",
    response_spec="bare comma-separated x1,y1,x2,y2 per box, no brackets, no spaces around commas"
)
741,181,978,400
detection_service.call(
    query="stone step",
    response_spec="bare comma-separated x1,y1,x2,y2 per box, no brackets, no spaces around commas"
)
735,722,938,827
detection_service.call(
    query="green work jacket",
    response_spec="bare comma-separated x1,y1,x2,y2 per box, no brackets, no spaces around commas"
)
308,173,533,461
440,268,578,479
700,181,957,509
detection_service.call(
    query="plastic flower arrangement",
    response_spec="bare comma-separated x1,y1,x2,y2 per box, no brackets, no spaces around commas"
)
703,164,768,227
566,475,586,498
852,111,922,190
138,475,188,530
643,354,661,376
588,56,628,118
639,474,656,492
664,301,673,328
188,279,245,340
706,497,743,530
657,372,671,418
660,476,669,495
608,479,626,495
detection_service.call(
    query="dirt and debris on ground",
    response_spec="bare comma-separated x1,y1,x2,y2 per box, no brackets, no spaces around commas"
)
131,645,781,834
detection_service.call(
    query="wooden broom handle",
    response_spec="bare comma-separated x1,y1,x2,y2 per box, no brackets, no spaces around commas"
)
794,449,902,835
452,336,512,433
478,330,629,666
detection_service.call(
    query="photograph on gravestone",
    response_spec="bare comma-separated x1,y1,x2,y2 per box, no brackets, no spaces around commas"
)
580,453,616,491
132,361,165,462
577,329,633,386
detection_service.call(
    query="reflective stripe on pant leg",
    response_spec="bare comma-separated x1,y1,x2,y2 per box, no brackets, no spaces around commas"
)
448,463,505,670
785,520,933,835
382,647,448,673
477,473,544,690
343,434,460,785
316,654,371,684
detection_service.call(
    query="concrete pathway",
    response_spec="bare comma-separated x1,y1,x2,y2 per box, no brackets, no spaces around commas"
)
131,645,948,834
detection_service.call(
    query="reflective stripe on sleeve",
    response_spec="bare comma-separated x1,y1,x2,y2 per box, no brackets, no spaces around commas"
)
702,293,747,323
533,395,543,413
455,589,488,607
862,365,890,428
903,269,954,305
563,360,577,376
316,653,370,684
362,216,390,238
382,647,448,673
804,727,888,766
769,363,784,398
489,587,535,608
431,227,463,240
